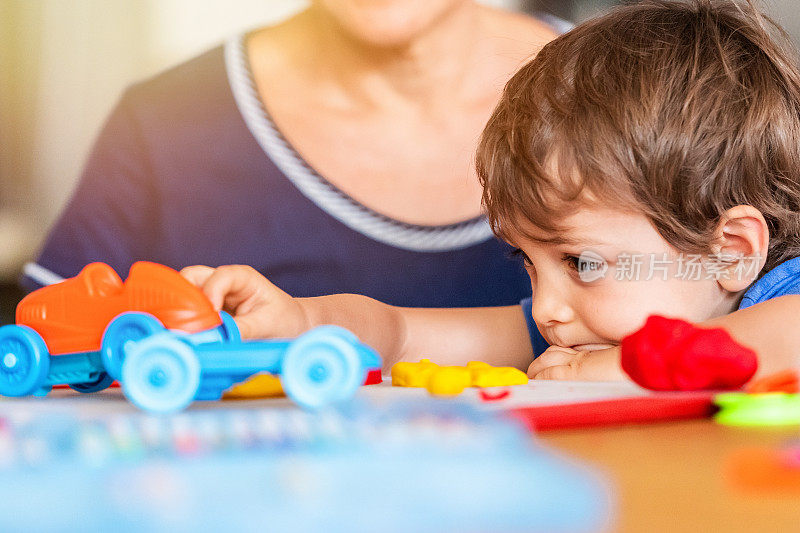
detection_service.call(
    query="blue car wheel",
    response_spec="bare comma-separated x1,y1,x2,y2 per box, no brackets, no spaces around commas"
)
121,332,201,414
281,326,364,409
69,372,115,394
0,325,50,397
101,312,164,380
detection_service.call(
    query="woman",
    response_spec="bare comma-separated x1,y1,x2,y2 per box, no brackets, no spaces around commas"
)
25,1,560,308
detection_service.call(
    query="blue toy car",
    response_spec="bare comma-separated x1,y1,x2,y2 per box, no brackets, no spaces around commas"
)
0,262,380,413
0,311,379,413
120,320,379,413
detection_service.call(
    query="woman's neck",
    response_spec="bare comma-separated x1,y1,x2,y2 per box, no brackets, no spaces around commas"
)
281,3,487,112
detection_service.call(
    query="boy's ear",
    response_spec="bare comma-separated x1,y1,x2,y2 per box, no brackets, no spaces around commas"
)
711,205,769,292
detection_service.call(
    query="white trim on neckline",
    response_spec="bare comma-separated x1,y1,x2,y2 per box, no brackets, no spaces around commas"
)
223,36,494,252
22,262,65,286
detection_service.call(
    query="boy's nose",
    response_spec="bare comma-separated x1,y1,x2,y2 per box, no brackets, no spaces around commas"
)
531,284,575,327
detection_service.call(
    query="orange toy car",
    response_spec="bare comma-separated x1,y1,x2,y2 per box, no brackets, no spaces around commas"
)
17,262,222,355
0,262,237,396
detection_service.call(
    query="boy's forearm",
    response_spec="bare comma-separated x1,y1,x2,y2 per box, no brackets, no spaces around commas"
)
400,306,534,370
296,294,408,367
701,295,800,376
296,296,534,371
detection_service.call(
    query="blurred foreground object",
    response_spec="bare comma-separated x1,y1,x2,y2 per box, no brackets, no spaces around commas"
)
0,402,611,532
726,446,800,494
714,392,800,426
746,369,799,394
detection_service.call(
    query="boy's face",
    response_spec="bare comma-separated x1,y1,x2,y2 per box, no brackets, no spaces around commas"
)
511,207,743,351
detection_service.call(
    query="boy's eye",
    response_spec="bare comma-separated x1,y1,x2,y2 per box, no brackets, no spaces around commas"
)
511,247,533,267
562,253,607,281
562,254,602,273
562,254,582,271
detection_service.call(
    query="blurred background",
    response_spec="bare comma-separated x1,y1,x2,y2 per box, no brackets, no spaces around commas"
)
1,0,799,313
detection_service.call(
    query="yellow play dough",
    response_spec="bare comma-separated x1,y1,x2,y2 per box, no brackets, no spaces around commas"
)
391,358,439,387
391,359,528,396
471,366,528,388
223,374,285,399
426,366,472,396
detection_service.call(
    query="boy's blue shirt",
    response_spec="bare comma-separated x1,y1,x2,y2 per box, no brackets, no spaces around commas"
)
522,256,800,357
738,256,800,309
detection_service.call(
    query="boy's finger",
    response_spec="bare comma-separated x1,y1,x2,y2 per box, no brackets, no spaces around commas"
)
533,365,575,380
204,265,288,314
527,349,578,377
201,265,261,311
180,265,214,287
233,314,258,340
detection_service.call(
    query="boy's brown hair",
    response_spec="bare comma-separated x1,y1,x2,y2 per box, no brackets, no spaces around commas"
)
477,0,800,273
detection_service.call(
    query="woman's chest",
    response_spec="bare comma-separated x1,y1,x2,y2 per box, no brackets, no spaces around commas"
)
265,101,493,225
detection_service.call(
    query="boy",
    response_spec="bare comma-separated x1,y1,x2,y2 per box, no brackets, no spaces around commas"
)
183,0,800,381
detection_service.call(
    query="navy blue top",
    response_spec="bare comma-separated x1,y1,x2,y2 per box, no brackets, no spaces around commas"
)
520,298,550,358
521,257,800,357
25,39,531,309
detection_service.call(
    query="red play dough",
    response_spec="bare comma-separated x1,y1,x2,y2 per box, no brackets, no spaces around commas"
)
364,369,383,385
621,316,758,391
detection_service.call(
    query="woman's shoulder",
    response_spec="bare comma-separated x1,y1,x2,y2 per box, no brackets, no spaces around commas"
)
465,6,563,98
478,4,564,45
119,45,231,120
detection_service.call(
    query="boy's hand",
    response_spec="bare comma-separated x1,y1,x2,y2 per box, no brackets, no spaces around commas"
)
181,265,309,340
527,345,627,381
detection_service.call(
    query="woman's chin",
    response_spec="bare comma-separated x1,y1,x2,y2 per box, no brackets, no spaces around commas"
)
317,0,468,49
